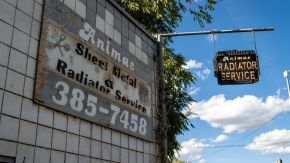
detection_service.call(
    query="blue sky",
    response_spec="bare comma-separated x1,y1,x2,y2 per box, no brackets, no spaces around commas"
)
170,0,290,162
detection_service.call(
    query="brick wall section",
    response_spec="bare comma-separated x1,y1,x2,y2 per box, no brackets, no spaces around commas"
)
0,0,158,162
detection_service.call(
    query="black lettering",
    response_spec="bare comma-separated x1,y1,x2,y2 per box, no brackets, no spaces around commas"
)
122,96,127,103
84,48,91,60
113,66,120,78
115,90,121,100
142,107,146,113
100,86,106,92
105,79,113,89
56,59,67,75
67,69,75,79
76,71,84,83
88,80,95,87
99,60,105,69
75,43,84,55
92,56,98,64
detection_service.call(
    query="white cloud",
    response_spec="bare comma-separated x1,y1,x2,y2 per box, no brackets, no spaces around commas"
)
183,59,203,69
189,87,201,96
246,129,290,154
188,94,290,133
196,68,211,80
177,138,210,161
212,134,229,143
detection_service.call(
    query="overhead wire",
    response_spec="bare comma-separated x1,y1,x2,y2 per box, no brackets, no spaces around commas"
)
200,110,288,159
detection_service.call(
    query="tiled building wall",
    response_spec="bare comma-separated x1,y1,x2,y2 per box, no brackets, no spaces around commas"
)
0,0,158,162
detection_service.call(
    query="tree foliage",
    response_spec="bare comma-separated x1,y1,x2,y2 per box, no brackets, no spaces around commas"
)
114,0,217,160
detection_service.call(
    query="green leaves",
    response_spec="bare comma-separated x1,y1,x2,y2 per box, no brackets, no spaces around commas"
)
114,0,218,161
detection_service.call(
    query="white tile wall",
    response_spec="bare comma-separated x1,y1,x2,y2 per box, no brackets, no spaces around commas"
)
129,136,137,150
0,90,3,111
144,153,150,163
51,150,65,163
0,43,10,66
96,15,105,33
12,29,30,54
92,124,101,141
80,120,91,137
112,145,120,162
129,150,137,163
66,133,79,153
5,69,25,95
135,35,142,48
2,91,22,118
33,2,42,21
18,120,37,145
17,0,34,16
15,144,34,163
26,57,36,78
101,143,111,160
31,19,40,39
0,115,19,141
14,9,32,35
0,0,15,26
0,66,6,89
105,10,114,26
38,106,54,127
102,127,111,143
52,129,66,151
23,76,34,99
8,49,27,74
21,98,38,122
137,139,144,152
0,21,13,45
34,147,50,163
121,148,129,163
0,140,17,157
91,158,101,163
66,153,78,163
79,137,91,156
105,22,113,38
129,41,135,55
121,133,129,148
79,156,90,163
36,125,52,148
113,29,121,45
64,0,76,11
137,152,144,163
112,130,120,146
76,0,86,19
91,140,101,158
28,37,38,58
67,116,80,134
0,1,158,162
54,111,68,131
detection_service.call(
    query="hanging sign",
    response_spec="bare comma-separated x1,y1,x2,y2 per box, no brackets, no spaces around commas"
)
213,50,260,85
34,0,157,141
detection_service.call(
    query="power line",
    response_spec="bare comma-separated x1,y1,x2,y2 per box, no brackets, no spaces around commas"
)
193,141,290,149
201,110,288,159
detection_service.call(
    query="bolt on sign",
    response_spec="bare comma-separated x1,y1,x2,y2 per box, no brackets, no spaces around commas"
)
213,50,260,85
34,0,157,141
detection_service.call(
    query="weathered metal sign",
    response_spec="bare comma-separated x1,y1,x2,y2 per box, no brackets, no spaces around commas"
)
34,0,156,141
214,50,260,85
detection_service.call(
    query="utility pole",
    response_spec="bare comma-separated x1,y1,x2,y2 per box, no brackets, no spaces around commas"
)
155,27,274,163
283,70,290,99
